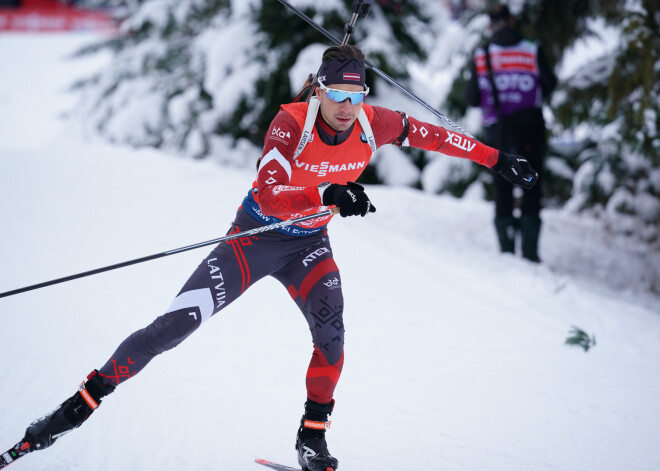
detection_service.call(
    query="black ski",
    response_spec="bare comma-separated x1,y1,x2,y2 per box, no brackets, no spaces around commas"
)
0,440,32,469
255,458,302,471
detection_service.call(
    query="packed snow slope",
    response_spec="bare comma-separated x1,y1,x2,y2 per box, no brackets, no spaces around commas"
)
1,33,659,471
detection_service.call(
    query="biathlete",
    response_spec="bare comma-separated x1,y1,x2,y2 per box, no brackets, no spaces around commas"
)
15,44,537,471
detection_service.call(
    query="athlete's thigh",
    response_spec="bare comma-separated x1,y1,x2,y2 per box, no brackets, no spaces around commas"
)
273,238,344,364
177,237,280,319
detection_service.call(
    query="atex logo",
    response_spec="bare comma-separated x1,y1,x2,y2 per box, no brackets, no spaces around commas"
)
323,277,340,288
445,132,476,152
302,247,330,267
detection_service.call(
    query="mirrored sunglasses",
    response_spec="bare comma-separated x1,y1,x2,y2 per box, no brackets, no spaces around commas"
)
319,81,370,104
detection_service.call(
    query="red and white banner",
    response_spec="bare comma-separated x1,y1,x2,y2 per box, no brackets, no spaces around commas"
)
0,0,116,32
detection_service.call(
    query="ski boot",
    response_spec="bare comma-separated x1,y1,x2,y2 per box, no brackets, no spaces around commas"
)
295,399,338,471
23,370,115,450
520,214,542,263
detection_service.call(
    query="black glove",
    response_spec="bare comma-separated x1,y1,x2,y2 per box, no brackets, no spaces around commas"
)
321,182,377,217
492,152,538,190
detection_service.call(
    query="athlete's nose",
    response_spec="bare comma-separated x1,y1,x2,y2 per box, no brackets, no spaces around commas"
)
338,99,353,112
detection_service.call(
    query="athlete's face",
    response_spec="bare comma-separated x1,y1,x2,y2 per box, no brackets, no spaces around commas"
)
317,83,365,132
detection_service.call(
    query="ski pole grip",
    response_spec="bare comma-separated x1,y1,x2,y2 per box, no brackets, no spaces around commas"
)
353,0,373,17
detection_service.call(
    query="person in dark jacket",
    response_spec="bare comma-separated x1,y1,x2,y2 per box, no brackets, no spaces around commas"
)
466,4,557,262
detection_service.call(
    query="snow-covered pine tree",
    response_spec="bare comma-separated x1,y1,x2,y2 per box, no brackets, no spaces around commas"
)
552,0,659,242
73,0,235,160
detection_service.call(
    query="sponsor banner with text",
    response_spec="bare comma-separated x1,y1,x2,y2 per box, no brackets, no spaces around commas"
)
0,4,116,32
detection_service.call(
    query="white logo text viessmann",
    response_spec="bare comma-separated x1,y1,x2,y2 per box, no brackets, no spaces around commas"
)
295,160,367,177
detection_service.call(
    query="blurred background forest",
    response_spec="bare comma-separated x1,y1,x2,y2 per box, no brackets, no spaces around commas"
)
33,0,660,244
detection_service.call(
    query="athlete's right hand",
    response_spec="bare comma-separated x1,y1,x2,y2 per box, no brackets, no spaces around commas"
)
320,182,377,217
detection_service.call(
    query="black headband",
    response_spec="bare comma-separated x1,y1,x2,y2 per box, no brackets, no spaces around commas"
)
317,58,366,88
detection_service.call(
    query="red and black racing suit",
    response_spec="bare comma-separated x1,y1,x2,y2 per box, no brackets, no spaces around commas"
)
96,102,499,404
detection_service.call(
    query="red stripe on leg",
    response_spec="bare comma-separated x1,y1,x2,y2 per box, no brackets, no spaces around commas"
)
289,258,338,302
306,345,344,404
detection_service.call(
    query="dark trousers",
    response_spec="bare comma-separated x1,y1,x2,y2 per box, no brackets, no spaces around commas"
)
485,108,546,261
494,149,544,219
98,208,345,404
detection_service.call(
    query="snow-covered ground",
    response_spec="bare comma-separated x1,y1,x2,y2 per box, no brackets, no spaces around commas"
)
1,33,659,471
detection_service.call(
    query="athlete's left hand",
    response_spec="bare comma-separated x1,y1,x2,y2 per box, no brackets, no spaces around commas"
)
321,182,377,217
492,152,538,190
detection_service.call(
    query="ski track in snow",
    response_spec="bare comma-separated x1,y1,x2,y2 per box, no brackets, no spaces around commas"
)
1,33,659,471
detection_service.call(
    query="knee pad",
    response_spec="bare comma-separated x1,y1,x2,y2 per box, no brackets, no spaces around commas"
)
144,288,215,354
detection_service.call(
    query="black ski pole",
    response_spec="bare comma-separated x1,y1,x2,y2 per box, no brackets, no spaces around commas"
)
0,209,337,299
342,0,373,46
278,0,476,139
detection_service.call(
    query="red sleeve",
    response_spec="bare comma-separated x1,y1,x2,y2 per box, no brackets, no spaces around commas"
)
370,106,408,148
256,110,322,217
370,106,499,168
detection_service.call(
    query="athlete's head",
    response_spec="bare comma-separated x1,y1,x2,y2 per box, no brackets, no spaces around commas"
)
315,45,369,132
488,5,515,33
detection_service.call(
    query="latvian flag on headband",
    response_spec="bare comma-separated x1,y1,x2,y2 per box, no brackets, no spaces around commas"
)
343,72,361,81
